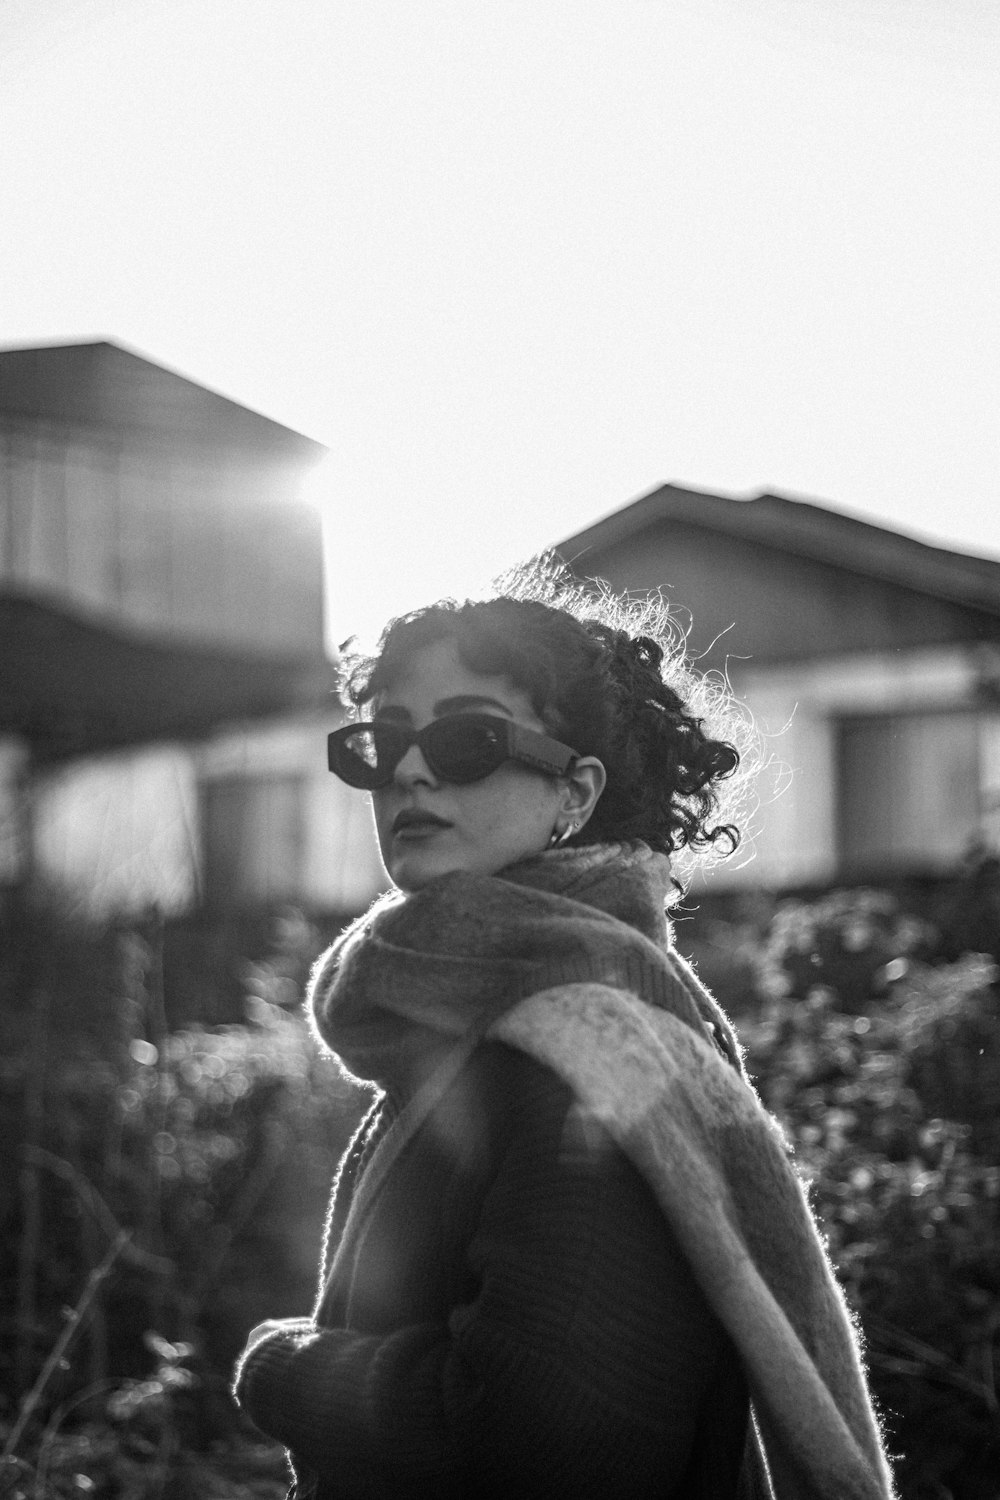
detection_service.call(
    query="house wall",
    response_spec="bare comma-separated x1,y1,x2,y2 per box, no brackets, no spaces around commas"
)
32,745,199,916
0,417,323,655
28,711,386,919
196,712,385,911
708,644,1000,892
0,736,29,884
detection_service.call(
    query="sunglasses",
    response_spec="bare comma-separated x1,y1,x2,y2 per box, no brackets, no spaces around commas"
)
327,713,578,790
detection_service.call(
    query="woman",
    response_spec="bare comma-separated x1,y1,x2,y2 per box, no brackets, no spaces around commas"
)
234,564,895,1500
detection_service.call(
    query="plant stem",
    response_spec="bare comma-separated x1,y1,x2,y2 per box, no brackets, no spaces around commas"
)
15,984,49,1394
1,1229,131,1465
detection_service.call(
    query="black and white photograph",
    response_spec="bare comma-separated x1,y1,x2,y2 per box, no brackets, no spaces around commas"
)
1,4,998,1497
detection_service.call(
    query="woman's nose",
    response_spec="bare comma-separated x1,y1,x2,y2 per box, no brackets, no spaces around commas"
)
392,742,437,786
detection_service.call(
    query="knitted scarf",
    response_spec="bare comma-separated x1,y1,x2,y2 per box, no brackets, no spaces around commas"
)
309,841,896,1500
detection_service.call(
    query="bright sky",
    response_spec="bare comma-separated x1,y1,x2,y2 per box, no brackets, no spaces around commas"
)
2,0,998,646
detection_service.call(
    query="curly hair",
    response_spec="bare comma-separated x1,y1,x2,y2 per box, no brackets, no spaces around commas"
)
339,557,759,864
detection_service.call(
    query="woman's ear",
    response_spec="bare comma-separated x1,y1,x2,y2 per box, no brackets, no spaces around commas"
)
562,756,606,831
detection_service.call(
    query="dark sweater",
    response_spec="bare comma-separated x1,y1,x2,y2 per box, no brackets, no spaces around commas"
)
236,1039,751,1499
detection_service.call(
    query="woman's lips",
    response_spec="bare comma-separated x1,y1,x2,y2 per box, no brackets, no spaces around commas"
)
392,811,451,839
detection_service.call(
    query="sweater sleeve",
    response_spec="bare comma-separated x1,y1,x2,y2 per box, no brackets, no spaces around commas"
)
234,1053,744,1499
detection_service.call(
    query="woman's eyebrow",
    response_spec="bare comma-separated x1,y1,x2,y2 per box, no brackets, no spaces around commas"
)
434,695,514,717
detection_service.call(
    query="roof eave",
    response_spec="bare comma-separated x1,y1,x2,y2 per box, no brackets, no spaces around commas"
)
555,482,1000,620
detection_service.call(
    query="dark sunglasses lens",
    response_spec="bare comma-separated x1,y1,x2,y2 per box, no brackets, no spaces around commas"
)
329,725,406,788
427,717,506,782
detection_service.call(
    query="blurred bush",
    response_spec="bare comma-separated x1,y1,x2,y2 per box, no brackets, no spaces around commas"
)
739,879,1000,1500
0,899,365,1496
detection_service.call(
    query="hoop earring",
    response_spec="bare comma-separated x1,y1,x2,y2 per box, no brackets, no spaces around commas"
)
548,820,579,849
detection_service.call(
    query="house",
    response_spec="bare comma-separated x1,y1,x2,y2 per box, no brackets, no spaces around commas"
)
556,484,1000,891
0,339,383,917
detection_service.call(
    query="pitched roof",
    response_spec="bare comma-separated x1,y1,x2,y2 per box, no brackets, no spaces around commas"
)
0,339,325,460
556,484,1000,620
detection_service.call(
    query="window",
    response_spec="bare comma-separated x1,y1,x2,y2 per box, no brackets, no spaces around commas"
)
200,773,305,907
837,710,999,876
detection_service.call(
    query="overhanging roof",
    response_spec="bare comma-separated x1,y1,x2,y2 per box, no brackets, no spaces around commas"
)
557,484,1000,621
0,339,326,461
1,591,338,764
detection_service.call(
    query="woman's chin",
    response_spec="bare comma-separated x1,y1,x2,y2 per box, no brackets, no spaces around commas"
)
384,831,551,892
386,846,464,893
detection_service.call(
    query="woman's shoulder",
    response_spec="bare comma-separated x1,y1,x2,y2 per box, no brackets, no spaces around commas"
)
456,1032,643,1188
454,1036,580,1143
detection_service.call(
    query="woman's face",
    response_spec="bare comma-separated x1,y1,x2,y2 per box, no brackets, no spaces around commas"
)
370,637,576,892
